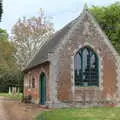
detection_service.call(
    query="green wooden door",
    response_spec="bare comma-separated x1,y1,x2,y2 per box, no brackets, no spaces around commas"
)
40,73,46,105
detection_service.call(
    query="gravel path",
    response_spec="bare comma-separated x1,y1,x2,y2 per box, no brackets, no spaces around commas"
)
0,97,9,120
0,96,45,120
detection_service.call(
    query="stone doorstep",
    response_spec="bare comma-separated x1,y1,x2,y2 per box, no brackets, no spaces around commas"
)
39,104,49,109
25,103,49,109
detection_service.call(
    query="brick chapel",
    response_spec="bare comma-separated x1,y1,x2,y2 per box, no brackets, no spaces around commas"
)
23,5,120,108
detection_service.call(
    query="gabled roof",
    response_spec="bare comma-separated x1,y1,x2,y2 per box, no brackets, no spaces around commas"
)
24,4,120,71
24,15,79,71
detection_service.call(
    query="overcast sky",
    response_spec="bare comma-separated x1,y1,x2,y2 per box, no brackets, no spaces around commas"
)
0,0,119,34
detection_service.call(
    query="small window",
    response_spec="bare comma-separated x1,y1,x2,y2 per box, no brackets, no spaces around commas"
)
32,77,35,88
74,46,99,87
29,77,31,88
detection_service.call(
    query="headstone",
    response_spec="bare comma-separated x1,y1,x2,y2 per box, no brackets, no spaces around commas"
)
8,87,11,95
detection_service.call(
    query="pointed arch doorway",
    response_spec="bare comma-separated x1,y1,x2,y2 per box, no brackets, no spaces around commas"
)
39,72,46,105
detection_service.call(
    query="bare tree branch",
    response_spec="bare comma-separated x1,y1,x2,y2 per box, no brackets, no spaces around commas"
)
11,9,54,70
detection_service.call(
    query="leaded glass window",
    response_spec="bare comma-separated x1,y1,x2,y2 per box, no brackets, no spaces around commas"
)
74,46,99,86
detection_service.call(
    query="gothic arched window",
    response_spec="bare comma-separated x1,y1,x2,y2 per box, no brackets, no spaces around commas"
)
74,46,99,86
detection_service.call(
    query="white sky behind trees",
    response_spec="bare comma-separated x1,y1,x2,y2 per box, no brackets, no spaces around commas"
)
0,0,119,34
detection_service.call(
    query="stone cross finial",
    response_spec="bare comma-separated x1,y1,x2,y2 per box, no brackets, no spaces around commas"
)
83,3,88,11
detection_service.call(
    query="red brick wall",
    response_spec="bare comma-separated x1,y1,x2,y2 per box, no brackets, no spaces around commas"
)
57,14,117,102
24,62,50,103
102,54,116,97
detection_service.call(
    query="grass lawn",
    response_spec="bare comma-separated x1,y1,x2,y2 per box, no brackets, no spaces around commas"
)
35,107,120,120
0,93,22,100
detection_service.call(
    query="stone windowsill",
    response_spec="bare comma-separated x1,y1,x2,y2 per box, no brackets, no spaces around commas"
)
75,86,100,91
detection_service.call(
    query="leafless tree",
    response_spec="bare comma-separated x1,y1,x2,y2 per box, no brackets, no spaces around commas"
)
11,9,54,70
